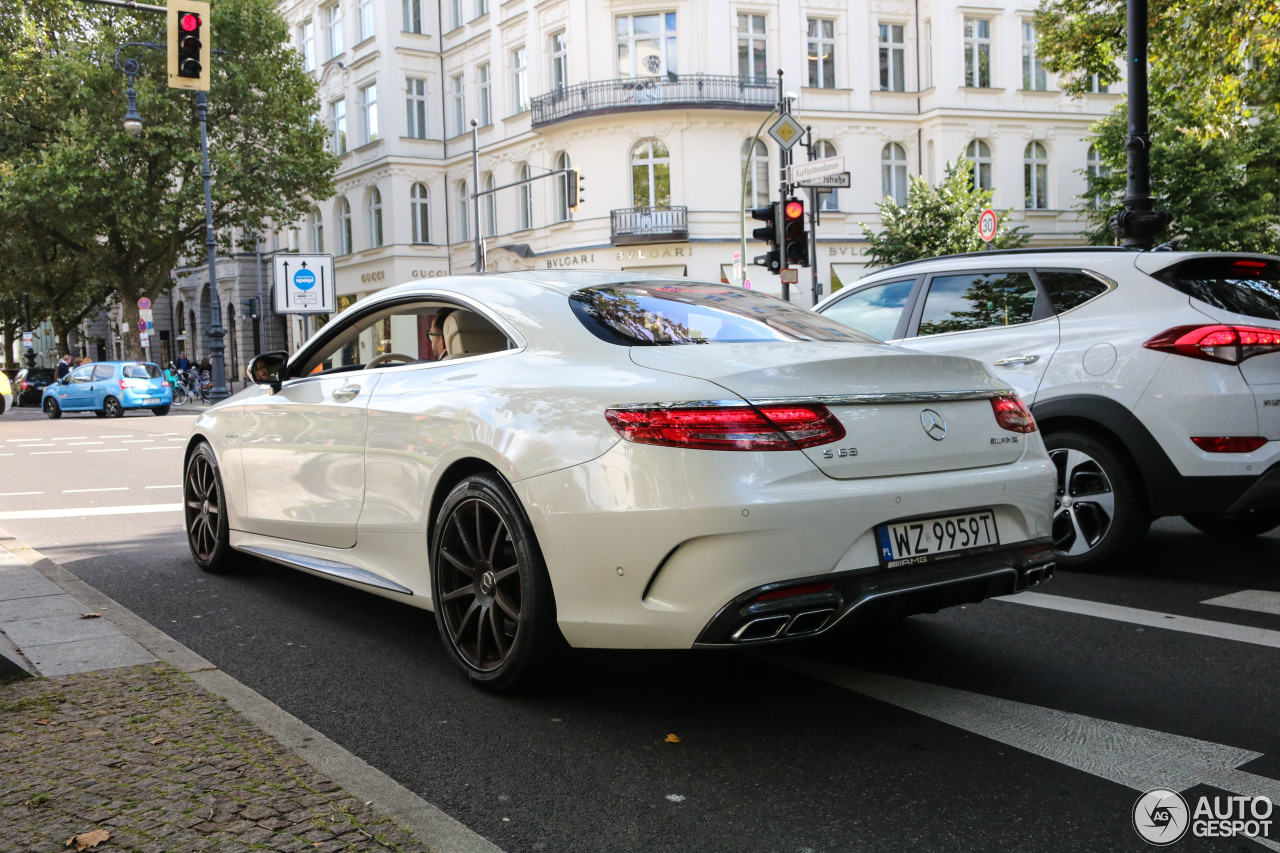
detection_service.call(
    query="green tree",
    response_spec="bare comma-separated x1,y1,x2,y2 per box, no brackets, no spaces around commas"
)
0,0,337,359
860,158,1029,269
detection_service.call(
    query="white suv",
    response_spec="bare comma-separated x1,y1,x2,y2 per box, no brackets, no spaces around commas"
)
814,249,1280,572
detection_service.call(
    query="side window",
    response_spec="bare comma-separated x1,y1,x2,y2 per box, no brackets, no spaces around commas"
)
67,365,94,384
91,364,116,381
917,272,1039,336
821,279,916,341
1037,269,1108,313
300,302,509,374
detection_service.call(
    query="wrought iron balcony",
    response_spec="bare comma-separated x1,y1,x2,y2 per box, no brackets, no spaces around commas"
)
532,74,776,127
611,206,689,245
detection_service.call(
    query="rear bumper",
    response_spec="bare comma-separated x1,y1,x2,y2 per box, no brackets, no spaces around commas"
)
121,388,173,407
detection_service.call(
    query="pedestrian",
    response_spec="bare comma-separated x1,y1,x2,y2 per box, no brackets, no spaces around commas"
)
54,353,73,381
176,351,190,371
198,356,211,376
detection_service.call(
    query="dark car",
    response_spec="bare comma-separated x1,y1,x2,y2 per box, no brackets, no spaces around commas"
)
12,367,57,407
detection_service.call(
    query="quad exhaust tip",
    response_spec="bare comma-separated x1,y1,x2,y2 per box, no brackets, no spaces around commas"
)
730,608,836,643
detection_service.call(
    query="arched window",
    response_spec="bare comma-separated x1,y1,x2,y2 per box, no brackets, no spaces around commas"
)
966,139,993,191
310,209,324,253
410,183,429,244
482,173,497,237
1085,145,1110,209
367,187,383,248
554,152,571,222
881,142,908,205
518,164,532,230
815,140,839,211
631,138,671,208
1024,141,1048,209
742,139,769,208
457,181,470,243
337,197,352,255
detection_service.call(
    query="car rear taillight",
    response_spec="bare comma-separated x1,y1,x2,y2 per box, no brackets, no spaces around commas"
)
162,380,172,387
1191,436,1268,453
990,394,1037,433
1144,325,1280,365
604,403,845,451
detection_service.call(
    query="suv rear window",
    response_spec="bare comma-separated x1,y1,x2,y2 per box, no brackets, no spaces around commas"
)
570,282,876,346
1154,257,1280,321
122,363,162,379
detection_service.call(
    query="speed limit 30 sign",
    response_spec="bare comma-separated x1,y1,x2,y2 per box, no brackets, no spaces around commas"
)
978,208,999,243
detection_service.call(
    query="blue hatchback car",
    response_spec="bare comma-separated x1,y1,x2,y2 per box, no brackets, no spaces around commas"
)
42,361,173,418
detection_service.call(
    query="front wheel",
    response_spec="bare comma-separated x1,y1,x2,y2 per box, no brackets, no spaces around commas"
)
1045,429,1149,573
431,472,561,692
103,396,123,418
184,443,234,572
1185,509,1280,538
173,388,190,406
43,398,61,419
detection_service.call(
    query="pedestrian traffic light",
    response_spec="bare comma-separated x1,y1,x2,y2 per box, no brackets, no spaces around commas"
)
241,297,258,319
783,197,809,267
566,168,583,211
168,1,211,91
750,202,781,274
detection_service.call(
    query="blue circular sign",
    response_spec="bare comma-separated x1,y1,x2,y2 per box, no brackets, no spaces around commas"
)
293,269,316,290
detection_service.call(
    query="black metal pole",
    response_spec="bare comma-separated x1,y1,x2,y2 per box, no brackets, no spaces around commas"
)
776,69,790,302
196,90,229,401
1109,0,1170,248
23,294,35,369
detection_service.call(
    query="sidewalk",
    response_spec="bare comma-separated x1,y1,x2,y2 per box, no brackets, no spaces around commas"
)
0,536,501,853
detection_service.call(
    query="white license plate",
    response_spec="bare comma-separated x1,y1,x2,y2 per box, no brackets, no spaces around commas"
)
145,398,160,405
878,510,999,565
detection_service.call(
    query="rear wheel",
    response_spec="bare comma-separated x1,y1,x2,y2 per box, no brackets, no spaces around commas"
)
173,388,190,406
152,405,170,416
43,398,61,419
431,472,561,692
1045,429,1149,573
184,443,233,572
103,396,123,418
1185,509,1280,538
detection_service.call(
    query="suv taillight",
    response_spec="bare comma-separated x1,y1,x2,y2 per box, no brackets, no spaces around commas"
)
1144,325,1280,365
1191,436,1268,453
990,394,1037,433
604,404,845,451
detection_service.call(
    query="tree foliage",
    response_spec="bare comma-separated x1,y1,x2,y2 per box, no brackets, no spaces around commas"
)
0,0,337,358
860,158,1029,269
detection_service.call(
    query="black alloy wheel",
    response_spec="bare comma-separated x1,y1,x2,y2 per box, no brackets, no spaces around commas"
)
431,472,561,692
43,398,61,419
1045,429,1148,573
103,396,123,418
184,443,233,572
1185,509,1280,538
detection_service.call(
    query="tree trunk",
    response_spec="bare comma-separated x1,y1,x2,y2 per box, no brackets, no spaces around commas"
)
51,318,72,357
1,323,15,369
118,294,144,361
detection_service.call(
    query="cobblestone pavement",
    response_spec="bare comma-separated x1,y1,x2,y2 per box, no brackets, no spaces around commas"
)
0,664,431,853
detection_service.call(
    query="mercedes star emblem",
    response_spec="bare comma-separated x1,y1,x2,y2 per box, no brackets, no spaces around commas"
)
921,409,947,440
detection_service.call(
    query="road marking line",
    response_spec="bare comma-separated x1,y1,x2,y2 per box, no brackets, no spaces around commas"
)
96,435,130,439
51,437,88,441
0,492,43,497
31,451,72,455
143,446,181,451
998,591,1280,651
0,503,182,520
0,453,11,457
1203,590,1280,617
18,443,55,447
122,439,154,443
145,485,181,489
87,448,129,453
62,487,130,494
167,438,187,442
67,441,104,446
7,438,43,443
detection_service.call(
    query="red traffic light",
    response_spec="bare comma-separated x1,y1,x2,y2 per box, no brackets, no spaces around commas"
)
784,200,804,219
181,12,200,31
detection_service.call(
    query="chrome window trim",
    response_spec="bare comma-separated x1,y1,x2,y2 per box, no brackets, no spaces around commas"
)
747,390,1014,406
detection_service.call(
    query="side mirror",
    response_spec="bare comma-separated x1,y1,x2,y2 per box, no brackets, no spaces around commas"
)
246,351,288,394
58,376,69,385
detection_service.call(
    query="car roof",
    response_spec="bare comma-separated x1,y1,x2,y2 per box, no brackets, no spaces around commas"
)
374,269,713,300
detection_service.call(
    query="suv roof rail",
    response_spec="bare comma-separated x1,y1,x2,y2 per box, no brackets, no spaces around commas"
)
873,246,1141,276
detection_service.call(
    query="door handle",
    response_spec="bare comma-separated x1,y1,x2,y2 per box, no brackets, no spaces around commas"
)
332,385,361,402
993,355,1040,366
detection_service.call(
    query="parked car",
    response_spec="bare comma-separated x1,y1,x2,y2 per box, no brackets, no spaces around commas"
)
183,272,1056,691
11,367,56,407
814,248,1280,572
42,361,172,418
0,370,10,415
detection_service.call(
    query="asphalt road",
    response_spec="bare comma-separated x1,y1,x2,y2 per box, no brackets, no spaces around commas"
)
2,403,1278,852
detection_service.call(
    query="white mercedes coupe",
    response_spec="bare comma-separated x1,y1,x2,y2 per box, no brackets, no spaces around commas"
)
184,271,1056,691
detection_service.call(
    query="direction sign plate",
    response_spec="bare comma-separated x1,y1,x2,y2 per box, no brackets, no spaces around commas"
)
796,172,852,189
790,157,845,183
272,253,336,314
768,114,805,150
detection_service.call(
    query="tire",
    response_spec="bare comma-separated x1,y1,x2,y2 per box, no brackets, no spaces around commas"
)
1045,429,1149,573
1185,509,1280,538
152,405,170,416
184,442,234,572
103,396,123,418
43,398,61,419
93,411,106,418
430,472,562,692
173,389,190,406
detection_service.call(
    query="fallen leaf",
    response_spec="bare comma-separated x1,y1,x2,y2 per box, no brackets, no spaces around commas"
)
79,613,102,620
35,719,58,726
150,736,165,745
664,733,681,743
65,829,110,850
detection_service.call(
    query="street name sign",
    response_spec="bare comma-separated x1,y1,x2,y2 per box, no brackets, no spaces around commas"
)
789,156,845,183
796,172,852,189
768,115,805,150
273,253,336,314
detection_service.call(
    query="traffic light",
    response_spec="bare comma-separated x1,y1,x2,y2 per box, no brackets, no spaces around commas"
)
168,1,211,91
241,297,258,319
750,202,781,274
566,168,583,211
783,197,809,267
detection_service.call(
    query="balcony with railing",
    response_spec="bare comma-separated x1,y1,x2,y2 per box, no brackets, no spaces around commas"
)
610,206,689,245
532,74,776,128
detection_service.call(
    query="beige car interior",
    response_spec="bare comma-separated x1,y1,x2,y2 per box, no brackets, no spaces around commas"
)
442,311,508,359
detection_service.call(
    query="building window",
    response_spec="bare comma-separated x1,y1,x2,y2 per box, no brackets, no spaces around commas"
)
511,47,528,114
331,98,347,154
966,139,993,191
616,12,677,78
519,165,533,230
1022,22,1047,90
403,0,421,34
337,198,352,254
742,139,768,208
457,181,470,242
554,152,572,222
357,0,373,42
325,4,343,59
879,24,905,92
737,14,766,84
964,18,991,87
1087,73,1109,94
476,0,488,17
411,183,429,243
368,188,383,248
449,0,462,30
477,64,491,126
815,140,839,210
807,18,836,88
631,138,671,208
549,31,568,93
923,20,933,88
882,143,908,205
298,20,315,72
406,78,427,139
482,173,496,237
451,75,465,137
360,83,378,144
1024,141,1049,209
311,209,324,253
1085,145,1110,208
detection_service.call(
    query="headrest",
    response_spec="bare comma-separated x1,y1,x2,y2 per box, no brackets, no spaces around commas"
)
442,312,507,359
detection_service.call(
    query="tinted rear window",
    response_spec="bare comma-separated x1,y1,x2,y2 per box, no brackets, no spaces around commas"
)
570,282,877,346
26,369,55,381
1154,257,1280,321
1037,270,1109,313
122,363,162,379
